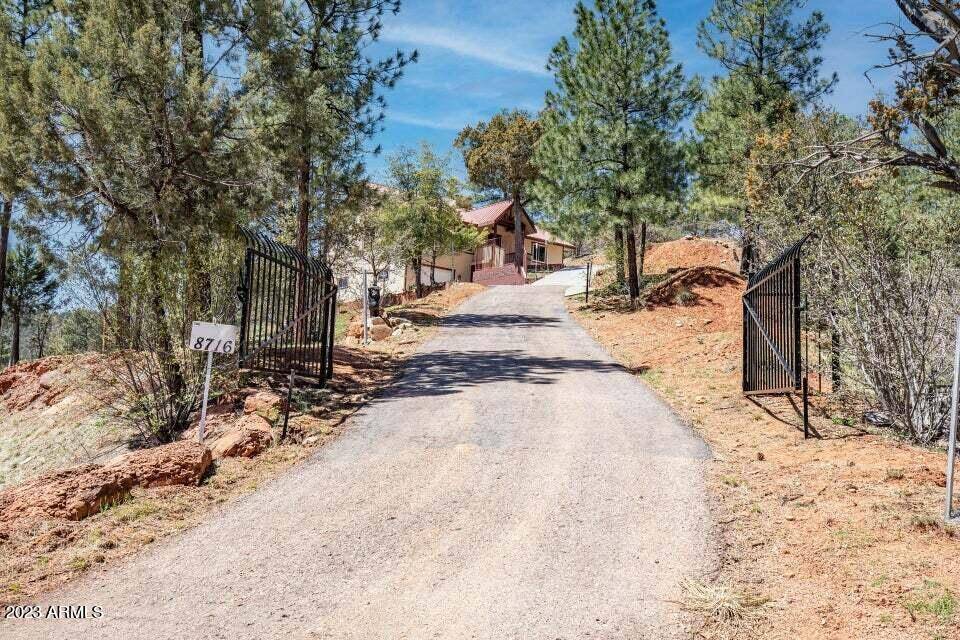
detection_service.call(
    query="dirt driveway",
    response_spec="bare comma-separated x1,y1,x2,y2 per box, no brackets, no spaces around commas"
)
4,285,713,639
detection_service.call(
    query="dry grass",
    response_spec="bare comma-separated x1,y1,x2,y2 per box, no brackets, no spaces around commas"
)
0,355,132,489
680,578,770,637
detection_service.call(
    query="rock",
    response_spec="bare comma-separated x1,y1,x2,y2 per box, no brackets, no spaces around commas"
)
369,324,393,341
862,410,891,427
210,414,274,459
0,464,135,523
182,403,236,442
111,441,212,488
0,441,212,525
37,370,65,390
392,327,404,337
346,321,364,339
675,319,684,328
369,316,387,327
243,390,285,421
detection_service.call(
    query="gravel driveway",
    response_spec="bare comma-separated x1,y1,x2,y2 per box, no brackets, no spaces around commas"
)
5,285,713,640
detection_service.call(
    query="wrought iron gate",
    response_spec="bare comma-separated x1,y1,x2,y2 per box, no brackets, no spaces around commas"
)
236,229,338,383
742,235,810,436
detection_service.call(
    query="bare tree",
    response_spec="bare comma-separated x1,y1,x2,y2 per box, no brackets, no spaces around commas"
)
795,2,960,190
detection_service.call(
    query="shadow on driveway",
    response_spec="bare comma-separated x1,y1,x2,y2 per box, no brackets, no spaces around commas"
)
377,349,625,399
440,314,563,329
388,311,564,329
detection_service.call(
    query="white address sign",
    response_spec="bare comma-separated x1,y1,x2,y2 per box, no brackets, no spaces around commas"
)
188,322,240,354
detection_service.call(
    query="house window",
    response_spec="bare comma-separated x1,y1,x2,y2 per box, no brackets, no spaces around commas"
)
487,232,502,246
338,276,349,289
531,243,546,264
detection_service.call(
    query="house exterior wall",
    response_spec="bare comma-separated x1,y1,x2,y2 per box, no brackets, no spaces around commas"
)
488,226,564,264
545,242,565,266
399,219,570,289
333,258,405,302
403,251,474,290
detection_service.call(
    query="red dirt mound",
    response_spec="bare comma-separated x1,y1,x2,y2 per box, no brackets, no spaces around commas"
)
644,237,740,274
646,266,745,307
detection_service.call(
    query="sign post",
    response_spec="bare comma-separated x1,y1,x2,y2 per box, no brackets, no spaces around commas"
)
585,260,593,303
362,272,369,345
188,321,239,442
947,317,960,523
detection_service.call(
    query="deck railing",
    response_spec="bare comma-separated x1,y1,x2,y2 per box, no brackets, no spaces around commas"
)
473,240,505,270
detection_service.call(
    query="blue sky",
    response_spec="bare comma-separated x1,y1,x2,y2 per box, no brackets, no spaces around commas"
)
365,0,904,181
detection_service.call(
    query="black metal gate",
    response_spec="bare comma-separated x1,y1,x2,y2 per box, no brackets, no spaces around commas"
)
236,229,338,384
742,235,810,436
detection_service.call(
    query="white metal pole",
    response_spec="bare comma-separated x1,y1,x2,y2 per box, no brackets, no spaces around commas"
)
197,348,213,443
362,271,369,346
946,316,960,522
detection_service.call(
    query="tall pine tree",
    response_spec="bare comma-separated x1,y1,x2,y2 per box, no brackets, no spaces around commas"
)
535,0,699,306
24,0,256,437
0,0,53,340
245,0,414,258
455,110,542,271
694,0,835,272
4,244,56,364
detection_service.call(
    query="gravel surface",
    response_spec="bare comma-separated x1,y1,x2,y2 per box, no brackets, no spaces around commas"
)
5,285,713,639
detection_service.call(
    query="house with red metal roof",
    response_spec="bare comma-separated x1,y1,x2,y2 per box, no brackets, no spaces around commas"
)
405,199,576,287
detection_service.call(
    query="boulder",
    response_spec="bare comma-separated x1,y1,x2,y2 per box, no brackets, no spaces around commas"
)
369,324,393,341
0,441,213,526
183,403,236,442
111,440,212,488
243,390,286,420
37,369,66,391
346,320,364,339
210,414,274,459
0,464,135,523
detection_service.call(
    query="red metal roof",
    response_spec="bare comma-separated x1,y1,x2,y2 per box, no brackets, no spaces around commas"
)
459,200,516,227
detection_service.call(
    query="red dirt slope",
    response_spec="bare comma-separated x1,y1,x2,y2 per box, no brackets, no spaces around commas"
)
644,237,740,274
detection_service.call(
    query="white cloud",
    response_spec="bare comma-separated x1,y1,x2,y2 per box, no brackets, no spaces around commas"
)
383,23,550,76
387,110,477,131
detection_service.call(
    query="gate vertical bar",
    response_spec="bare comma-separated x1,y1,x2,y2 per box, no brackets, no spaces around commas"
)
793,248,802,390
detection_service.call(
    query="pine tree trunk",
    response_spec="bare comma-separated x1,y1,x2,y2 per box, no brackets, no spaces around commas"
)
9,309,20,365
624,216,641,307
0,198,11,337
297,151,311,256
638,220,647,276
613,224,626,287
512,195,524,270
413,256,423,298
148,241,186,440
295,142,312,346
430,249,437,285
116,252,133,348
187,242,211,321
740,208,755,276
